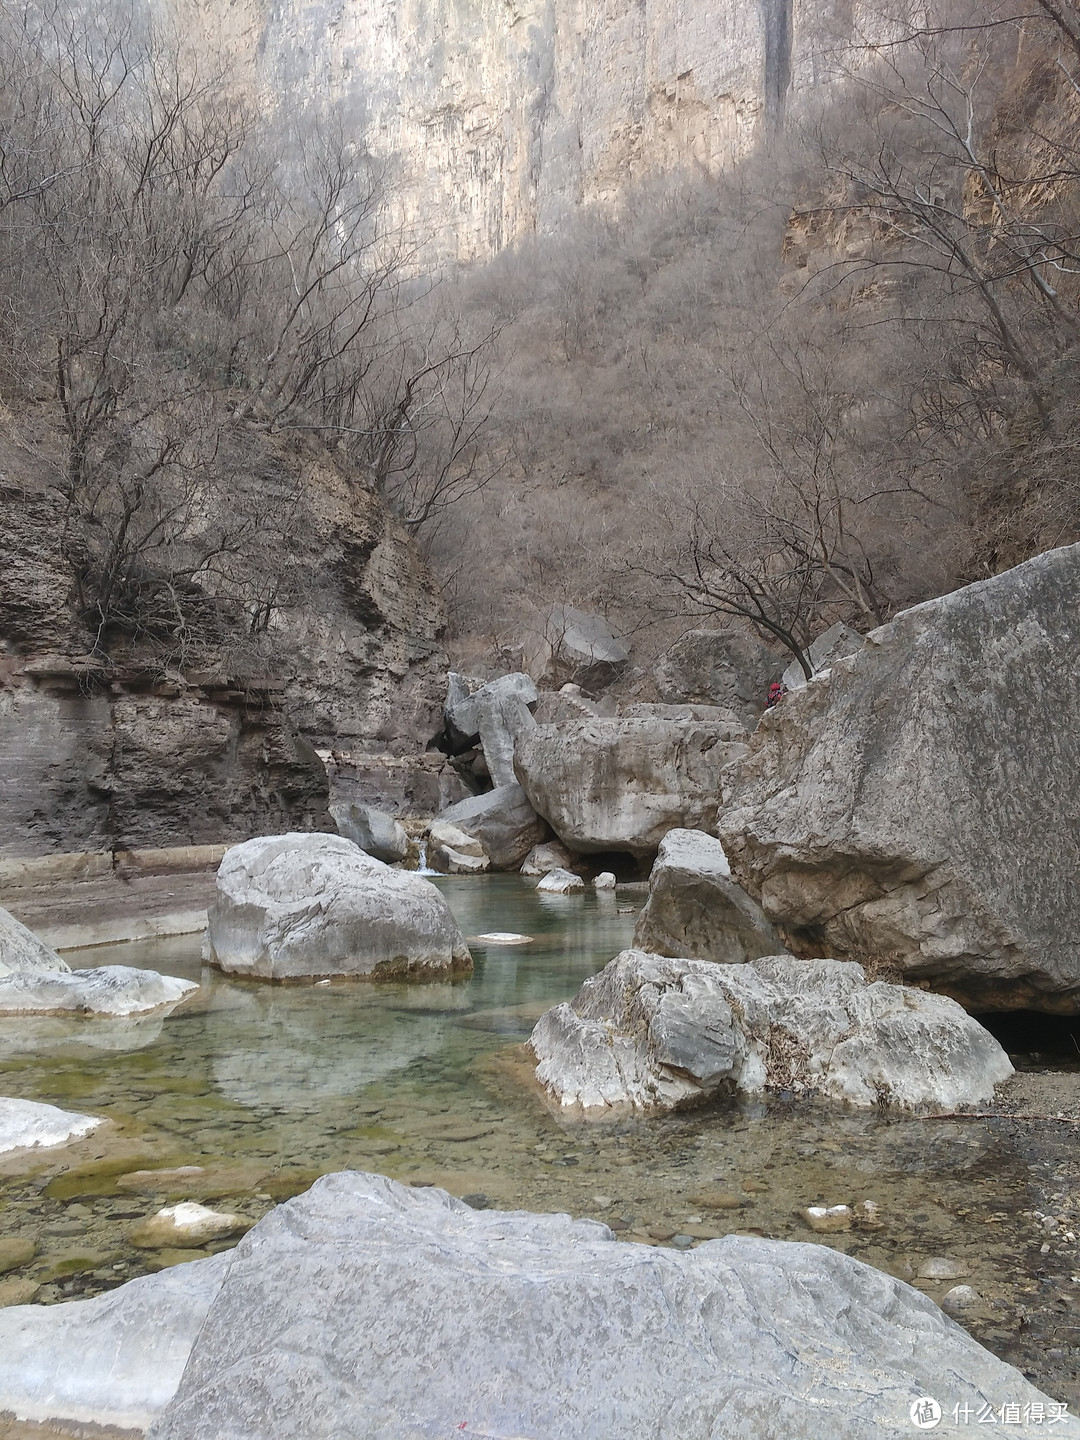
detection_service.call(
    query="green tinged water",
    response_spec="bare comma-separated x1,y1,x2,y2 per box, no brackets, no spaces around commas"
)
0,876,1076,1402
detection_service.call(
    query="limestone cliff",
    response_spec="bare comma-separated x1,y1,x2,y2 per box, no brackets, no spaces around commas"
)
190,0,869,261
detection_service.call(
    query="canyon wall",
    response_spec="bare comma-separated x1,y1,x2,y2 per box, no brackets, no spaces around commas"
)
195,0,866,261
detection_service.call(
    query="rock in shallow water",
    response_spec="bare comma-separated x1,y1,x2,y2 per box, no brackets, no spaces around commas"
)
0,904,70,977
536,866,585,893
529,950,1014,1112
145,1171,1051,1440
204,832,472,981
0,1096,102,1154
129,1202,250,1249
0,964,196,1016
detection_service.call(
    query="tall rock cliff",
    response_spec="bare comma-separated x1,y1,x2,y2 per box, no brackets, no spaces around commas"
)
193,0,865,261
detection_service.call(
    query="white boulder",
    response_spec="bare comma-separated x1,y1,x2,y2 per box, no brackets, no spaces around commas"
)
530,950,1014,1112
0,1096,102,1155
434,784,548,870
0,904,69,977
328,802,409,864
0,966,196,1017
204,833,472,981
537,867,585,894
130,1203,249,1249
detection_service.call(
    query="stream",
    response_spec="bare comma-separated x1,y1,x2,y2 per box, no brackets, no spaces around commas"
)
0,875,1077,1407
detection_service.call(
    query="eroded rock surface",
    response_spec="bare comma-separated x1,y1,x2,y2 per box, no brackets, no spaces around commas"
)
328,801,408,864
204,833,472,981
516,716,748,858
0,965,196,1017
434,784,548,871
530,951,1013,1112
719,544,1080,1011
0,1096,102,1154
0,904,69,977
0,1251,228,1431
538,605,630,689
654,628,780,730
633,829,784,964
148,1170,1049,1440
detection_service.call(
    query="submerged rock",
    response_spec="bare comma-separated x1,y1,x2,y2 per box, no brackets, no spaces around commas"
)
0,1096,102,1154
435,784,548,871
516,716,748,857
633,829,785,964
0,904,69,977
0,1251,228,1432
719,543,1080,1012
204,833,472,981
147,1170,1050,1440
529,950,1013,1112
0,965,196,1017
328,801,408,864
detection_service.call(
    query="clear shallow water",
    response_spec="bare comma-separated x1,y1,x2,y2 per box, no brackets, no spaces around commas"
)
0,875,1077,1404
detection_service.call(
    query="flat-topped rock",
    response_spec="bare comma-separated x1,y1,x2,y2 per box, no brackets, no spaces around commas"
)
148,1170,1051,1440
633,829,784,964
0,965,196,1016
0,1096,102,1155
530,950,1013,1112
204,833,472,981
719,543,1080,1011
515,716,748,858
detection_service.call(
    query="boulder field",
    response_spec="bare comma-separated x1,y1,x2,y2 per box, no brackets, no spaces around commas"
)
530,951,1014,1113
0,1172,1053,1439
203,832,472,981
718,542,1080,1012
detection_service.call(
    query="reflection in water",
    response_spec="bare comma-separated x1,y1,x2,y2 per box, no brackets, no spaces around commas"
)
2,876,1077,1405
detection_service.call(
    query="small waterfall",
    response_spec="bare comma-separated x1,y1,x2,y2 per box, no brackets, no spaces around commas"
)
416,840,439,876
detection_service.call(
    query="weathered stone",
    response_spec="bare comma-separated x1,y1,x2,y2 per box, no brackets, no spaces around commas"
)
654,629,781,730
537,867,585,893
781,620,864,692
427,821,485,859
430,843,489,875
0,903,69,977
0,1096,102,1155
719,544,1080,1011
801,1205,853,1234
624,703,746,736
435,785,548,871
149,1170,1051,1440
538,605,629,689
942,1286,981,1313
328,802,408,863
520,839,578,876
0,1277,39,1306
0,1236,36,1274
632,829,785,965
0,1251,228,1431
531,685,598,725
130,1203,249,1250
0,965,197,1017
594,872,617,890
530,951,1013,1112
204,833,472,981
516,717,748,858
445,673,538,785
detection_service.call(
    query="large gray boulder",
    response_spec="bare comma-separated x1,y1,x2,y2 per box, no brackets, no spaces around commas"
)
204,833,472,981
445,672,538,787
719,544,1080,1012
0,904,69,976
0,1252,228,1431
781,620,865,692
515,716,748,857
0,964,196,1016
633,829,785,963
435,784,548,870
541,605,629,689
329,801,408,864
654,629,780,729
530,950,1013,1112
148,1171,1049,1440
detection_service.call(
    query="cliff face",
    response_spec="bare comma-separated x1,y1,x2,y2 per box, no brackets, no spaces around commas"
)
197,0,865,262
0,428,448,857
